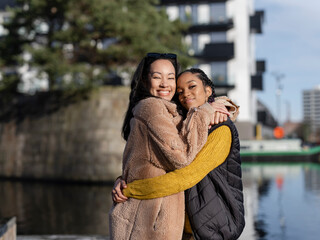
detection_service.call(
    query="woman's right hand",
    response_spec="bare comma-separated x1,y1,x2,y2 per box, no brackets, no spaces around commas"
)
112,177,128,203
209,102,230,126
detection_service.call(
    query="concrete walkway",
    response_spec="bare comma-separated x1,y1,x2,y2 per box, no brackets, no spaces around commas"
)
17,236,110,240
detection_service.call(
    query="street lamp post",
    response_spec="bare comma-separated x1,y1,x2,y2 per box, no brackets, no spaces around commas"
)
272,72,285,126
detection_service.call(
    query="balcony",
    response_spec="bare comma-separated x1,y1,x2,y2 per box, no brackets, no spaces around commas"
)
256,60,266,73
251,74,263,91
160,0,229,5
250,10,264,34
188,19,234,33
197,42,234,61
210,75,235,95
215,84,235,96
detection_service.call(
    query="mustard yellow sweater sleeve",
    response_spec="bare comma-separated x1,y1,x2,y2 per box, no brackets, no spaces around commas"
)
123,125,232,199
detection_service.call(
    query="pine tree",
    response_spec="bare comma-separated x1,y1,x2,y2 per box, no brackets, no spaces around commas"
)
0,0,193,93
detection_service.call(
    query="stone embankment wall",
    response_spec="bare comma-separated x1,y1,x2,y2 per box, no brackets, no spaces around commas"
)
0,87,129,182
0,217,16,240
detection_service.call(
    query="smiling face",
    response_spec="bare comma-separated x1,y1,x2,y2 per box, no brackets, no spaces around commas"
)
148,59,176,101
177,72,212,110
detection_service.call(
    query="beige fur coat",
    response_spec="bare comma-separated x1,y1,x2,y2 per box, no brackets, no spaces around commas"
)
109,97,214,240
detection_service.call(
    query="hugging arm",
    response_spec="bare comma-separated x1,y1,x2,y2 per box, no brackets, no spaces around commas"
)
146,101,215,170
214,96,240,122
112,100,215,203
112,126,232,202
112,97,238,202
208,96,239,125
123,125,232,199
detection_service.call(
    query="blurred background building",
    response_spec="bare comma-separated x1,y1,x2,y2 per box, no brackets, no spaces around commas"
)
159,0,268,140
1,0,298,141
303,85,320,142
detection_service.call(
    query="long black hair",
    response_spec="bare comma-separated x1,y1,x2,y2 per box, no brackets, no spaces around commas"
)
122,53,179,141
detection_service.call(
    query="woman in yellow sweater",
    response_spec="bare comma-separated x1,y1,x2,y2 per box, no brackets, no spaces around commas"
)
112,68,243,240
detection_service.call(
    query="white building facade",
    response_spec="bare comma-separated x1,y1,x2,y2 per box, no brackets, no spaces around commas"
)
161,0,266,140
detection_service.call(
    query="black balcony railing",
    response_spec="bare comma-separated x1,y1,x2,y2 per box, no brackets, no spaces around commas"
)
215,82,235,88
160,0,228,5
209,75,235,94
251,74,263,90
214,83,235,96
188,19,234,33
256,60,266,73
250,10,264,34
197,42,234,61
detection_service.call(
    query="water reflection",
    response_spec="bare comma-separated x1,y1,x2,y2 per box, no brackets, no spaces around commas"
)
240,163,320,240
1,163,320,239
0,180,113,235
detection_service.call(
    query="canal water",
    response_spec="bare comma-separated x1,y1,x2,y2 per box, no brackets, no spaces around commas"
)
1,163,320,239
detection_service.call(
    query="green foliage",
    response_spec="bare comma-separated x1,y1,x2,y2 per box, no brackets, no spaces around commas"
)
0,74,19,92
0,0,193,94
0,73,20,108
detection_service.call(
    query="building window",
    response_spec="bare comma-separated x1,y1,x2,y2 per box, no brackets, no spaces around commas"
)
166,6,179,21
191,34,198,54
198,64,211,79
211,62,227,85
210,32,227,42
185,35,195,55
210,3,227,23
191,4,198,24
198,34,210,53
197,4,210,24
179,5,192,22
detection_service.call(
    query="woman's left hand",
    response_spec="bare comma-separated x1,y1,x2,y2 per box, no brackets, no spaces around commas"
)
112,178,128,203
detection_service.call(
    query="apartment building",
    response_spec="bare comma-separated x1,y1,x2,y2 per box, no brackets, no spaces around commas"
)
160,0,266,140
303,86,320,136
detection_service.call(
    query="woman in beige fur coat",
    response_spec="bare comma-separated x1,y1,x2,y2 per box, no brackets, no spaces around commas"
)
109,53,229,240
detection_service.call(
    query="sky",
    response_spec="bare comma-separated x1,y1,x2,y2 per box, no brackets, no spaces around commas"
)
254,0,320,123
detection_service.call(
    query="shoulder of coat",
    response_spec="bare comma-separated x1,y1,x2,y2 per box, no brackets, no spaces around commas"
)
133,97,166,119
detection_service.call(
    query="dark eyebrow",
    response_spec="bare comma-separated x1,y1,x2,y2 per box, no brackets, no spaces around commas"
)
177,80,197,88
150,72,175,75
185,80,197,84
150,72,161,75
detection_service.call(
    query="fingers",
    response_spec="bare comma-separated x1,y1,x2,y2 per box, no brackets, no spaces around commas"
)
223,114,227,122
112,192,127,203
112,188,128,203
210,112,229,126
120,180,127,189
115,185,128,200
210,102,230,116
219,113,227,123
111,180,128,203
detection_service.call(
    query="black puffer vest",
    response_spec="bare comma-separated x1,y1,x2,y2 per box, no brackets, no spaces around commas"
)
185,118,245,240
